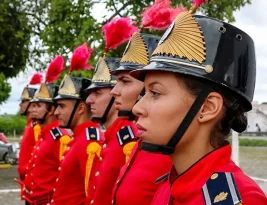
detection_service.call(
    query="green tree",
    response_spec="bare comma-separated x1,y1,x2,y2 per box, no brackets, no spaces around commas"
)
0,114,27,136
0,0,31,78
0,0,31,104
24,0,251,72
0,73,11,105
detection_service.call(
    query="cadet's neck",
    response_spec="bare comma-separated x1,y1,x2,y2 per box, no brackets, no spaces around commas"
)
170,127,214,175
42,115,58,127
72,113,91,130
104,109,118,129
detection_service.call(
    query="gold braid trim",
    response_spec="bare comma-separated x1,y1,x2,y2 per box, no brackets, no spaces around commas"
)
59,135,72,161
123,141,136,163
33,124,41,142
85,142,102,197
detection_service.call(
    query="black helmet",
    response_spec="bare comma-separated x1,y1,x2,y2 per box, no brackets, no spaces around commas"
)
20,87,37,101
85,57,120,124
54,75,92,101
53,75,92,128
111,33,160,120
111,33,160,74
132,14,256,112
131,12,256,155
85,57,120,91
30,83,59,104
19,86,37,116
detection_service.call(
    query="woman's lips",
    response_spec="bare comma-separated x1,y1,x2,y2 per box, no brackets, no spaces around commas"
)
136,123,146,137
114,101,121,109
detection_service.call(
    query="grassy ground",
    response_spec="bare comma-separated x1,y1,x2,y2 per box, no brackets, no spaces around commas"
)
239,146,267,179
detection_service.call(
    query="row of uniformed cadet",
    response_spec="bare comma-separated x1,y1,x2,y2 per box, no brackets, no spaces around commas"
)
18,0,267,204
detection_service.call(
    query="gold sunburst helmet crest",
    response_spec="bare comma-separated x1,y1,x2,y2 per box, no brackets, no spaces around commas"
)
31,83,59,103
20,87,37,101
85,57,120,91
111,32,160,75
152,11,207,69
54,74,92,100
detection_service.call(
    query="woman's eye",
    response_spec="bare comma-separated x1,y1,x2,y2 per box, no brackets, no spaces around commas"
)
150,90,160,97
122,80,130,84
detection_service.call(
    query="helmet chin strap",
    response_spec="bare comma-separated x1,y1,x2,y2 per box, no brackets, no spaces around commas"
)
118,110,136,121
91,97,115,124
59,100,80,129
141,84,213,155
117,88,145,121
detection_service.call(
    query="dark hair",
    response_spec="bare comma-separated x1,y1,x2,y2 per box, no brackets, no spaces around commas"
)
176,74,247,148
46,103,56,112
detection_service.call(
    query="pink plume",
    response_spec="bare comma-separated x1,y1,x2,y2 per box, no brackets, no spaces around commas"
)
70,43,94,72
142,0,185,30
103,17,139,53
193,0,208,7
45,55,65,83
29,73,43,85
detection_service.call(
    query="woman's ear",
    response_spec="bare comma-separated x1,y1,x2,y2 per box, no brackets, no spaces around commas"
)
48,105,56,116
198,92,224,123
77,102,85,115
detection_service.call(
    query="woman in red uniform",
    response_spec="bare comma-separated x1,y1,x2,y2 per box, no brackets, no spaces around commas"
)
110,32,172,205
131,8,267,205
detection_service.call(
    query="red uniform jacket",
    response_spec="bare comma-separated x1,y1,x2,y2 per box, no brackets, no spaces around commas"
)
152,144,267,205
51,121,104,205
91,118,138,205
112,139,173,205
18,119,40,179
23,120,71,201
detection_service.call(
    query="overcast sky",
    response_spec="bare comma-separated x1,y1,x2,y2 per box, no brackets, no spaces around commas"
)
0,0,266,114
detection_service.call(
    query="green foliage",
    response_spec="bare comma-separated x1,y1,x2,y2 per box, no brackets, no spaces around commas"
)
0,0,31,78
24,0,252,71
0,73,11,105
239,138,267,147
0,114,27,136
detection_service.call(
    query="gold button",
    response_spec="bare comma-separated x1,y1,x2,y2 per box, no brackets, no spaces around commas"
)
103,144,107,149
93,186,96,190
53,188,56,192
30,191,33,194
205,65,213,73
62,156,65,160
67,147,70,150
58,167,61,171
95,172,99,176
51,199,54,203
31,182,34,185
25,174,28,177
56,178,59,182
99,157,103,161
90,200,94,204
211,173,218,180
